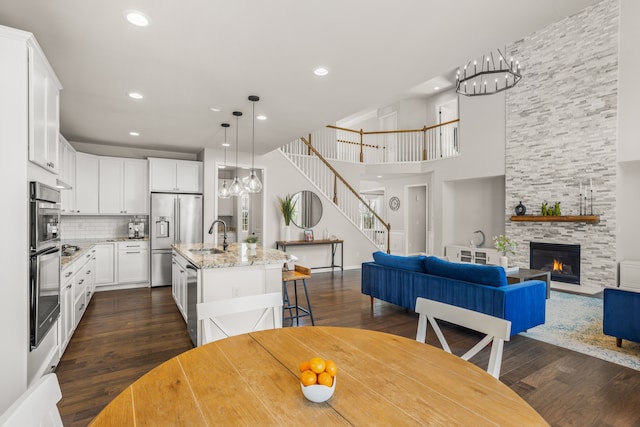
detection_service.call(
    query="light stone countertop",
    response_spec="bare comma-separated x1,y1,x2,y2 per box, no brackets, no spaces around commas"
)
173,243,288,269
60,237,148,267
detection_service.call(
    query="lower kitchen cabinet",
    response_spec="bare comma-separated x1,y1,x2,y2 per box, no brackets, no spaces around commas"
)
59,266,75,355
117,241,149,284
95,243,115,286
172,252,188,322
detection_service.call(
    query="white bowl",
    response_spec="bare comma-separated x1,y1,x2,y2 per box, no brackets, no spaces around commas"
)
300,377,336,403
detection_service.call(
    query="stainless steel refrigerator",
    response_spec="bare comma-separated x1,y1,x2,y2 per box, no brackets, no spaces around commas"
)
150,193,203,287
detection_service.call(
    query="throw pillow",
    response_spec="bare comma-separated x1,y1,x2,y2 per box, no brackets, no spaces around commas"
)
372,251,427,273
423,256,507,287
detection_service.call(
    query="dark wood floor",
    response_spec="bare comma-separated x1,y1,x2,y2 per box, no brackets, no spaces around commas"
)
56,269,640,427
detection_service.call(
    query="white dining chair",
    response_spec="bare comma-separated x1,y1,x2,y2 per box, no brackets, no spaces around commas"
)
0,373,63,427
415,297,511,379
197,292,283,345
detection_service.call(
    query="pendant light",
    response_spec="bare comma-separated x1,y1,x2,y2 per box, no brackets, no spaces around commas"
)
218,123,231,199
228,111,243,197
244,95,263,193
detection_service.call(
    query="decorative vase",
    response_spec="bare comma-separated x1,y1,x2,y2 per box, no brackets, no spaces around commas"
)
515,201,526,216
247,242,257,250
499,256,509,269
283,225,291,242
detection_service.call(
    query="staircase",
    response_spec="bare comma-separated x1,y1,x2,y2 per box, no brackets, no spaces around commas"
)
279,120,460,253
280,134,390,252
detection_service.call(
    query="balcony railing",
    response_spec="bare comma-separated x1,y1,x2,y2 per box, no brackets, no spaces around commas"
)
284,119,460,164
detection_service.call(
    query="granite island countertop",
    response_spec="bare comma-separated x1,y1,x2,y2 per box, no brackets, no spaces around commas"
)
173,243,288,269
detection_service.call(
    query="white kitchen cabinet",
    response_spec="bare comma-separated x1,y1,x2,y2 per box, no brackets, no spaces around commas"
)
95,243,115,286
75,152,99,214
172,252,188,322
59,264,75,355
27,42,61,174
445,245,499,265
117,241,149,284
59,135,77,214
99,157,148,214
149,158,203,193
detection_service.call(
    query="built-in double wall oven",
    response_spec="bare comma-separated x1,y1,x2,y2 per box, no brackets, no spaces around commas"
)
29,181,61,350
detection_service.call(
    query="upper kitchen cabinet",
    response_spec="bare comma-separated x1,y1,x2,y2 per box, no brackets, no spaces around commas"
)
149,158,202,193
27,39,61,174
75,152,99,214
99,157,148,214
58,135,76,213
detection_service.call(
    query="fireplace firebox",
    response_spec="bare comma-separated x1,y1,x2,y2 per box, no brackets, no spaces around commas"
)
530,242,581,285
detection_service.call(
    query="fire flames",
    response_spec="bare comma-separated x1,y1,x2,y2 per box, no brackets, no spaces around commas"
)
553,259,564,272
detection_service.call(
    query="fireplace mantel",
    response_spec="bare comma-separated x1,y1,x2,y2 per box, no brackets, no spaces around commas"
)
510,215,600,224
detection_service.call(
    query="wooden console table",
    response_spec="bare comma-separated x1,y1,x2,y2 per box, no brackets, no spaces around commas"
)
276,239,343,273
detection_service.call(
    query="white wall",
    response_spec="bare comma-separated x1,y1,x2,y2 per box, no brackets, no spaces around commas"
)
616,0,640,263
617,0,640,162
617,161,640,261
449,176,505,247
0,30,30,412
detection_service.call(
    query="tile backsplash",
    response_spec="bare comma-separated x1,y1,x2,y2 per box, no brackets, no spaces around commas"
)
60,215,149,240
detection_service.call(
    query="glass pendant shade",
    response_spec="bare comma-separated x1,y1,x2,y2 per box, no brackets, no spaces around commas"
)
229,177,243,196
245,170,263,193
219,179,230,198
246,95,263,193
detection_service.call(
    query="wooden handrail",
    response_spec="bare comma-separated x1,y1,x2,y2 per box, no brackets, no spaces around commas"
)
337,139,380,149
302,135,391,252
327,119,460,135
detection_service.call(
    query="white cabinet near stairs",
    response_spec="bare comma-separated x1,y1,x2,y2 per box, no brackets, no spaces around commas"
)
445,245,499,265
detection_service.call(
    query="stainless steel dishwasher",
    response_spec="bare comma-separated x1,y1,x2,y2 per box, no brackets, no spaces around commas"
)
186,263,198,346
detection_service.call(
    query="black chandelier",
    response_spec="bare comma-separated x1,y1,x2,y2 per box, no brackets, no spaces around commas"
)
456,49,521,97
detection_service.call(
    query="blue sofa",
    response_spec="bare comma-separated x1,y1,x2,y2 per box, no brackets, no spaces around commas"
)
603,288,640,347
361,252,546,335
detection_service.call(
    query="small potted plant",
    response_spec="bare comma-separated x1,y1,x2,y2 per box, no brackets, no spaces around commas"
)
245,235,258,250
493,235,517,269
278,194,297,241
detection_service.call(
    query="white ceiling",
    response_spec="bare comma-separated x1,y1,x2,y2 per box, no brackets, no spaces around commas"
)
0,0,599,155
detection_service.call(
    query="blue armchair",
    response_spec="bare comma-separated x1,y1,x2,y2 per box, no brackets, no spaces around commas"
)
603,288,640,347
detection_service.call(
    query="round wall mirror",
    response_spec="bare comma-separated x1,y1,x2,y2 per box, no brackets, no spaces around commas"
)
291,191,323,228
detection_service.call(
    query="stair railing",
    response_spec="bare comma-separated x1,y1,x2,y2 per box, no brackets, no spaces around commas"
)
281,134,391,253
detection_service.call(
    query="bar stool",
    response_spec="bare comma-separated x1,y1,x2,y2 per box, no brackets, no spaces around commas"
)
282,265,315,326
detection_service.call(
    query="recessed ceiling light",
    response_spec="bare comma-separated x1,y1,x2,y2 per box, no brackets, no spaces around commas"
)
129,131,140,136
314,67,329,76
125,11,150,27
128,92,143,100
376,175,382,178
434,86,440,91
256,115,267,121
222,143,230,147
209,107,221,112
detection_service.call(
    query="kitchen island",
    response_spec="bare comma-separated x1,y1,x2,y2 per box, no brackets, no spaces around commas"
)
171,243,288,346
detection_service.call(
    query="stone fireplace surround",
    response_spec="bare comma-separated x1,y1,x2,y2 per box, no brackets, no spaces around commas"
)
504,0,618,289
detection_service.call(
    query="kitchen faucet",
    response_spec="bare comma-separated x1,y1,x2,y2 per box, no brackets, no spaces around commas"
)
208,219,228,251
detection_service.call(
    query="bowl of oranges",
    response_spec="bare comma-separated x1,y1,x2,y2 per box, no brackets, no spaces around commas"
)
299,356,337,403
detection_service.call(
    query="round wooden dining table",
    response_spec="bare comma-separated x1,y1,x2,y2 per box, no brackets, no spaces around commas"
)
89,326,548,426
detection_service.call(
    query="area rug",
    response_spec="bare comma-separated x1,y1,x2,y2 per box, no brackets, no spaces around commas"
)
521,290,640,371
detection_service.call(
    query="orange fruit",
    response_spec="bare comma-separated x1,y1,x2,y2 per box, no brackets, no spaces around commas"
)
300,370,317,386
324,360,338,377
317,372,333,387
309,357,326,374
299,361,310,372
